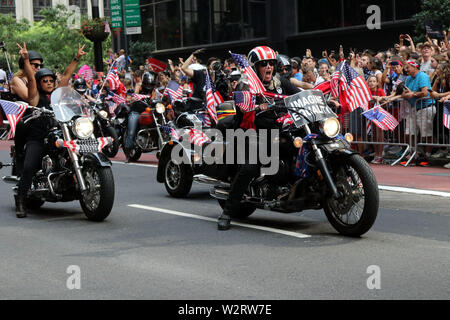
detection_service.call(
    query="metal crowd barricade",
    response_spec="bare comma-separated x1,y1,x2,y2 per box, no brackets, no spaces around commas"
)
338,97,450,167
338,98,412,166
406,97,450,166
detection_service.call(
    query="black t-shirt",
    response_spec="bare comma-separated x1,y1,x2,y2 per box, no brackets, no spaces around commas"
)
27,92,53,141
192,70,206,101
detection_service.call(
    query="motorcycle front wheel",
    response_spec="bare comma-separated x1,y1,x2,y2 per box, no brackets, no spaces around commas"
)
80,165,115,222
164,159,193,198
102,126,120,158
323,154,379,237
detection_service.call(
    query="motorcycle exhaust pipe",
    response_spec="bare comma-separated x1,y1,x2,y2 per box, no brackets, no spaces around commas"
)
193,174,230,187
2,175,19,184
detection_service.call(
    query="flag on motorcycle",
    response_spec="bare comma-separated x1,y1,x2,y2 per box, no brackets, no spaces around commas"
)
233,91,256,112
160,126,181,141
229,52,266,95
444,101,450,130
107,92,126,105
331,62,372,112
362,106,399,131
0,99,28,139
188,128,211,147
276,113,294,127
205,71,223,123
132,93,152,101
196,111,212,127
163,80,184,102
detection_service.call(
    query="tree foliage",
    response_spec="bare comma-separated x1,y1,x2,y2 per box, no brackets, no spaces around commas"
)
129,41,155,68
413,0,450,41
0,5,111,74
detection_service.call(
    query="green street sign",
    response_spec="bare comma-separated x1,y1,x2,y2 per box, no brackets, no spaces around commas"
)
110,0,123,29
124,0,141,34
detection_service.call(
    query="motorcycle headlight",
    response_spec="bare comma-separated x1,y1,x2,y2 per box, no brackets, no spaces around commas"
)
99,110,109,119
73,117,94,139
321,118,341,138
155,103,165,114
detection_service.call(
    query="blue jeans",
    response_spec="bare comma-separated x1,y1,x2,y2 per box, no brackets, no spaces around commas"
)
125,111,140,149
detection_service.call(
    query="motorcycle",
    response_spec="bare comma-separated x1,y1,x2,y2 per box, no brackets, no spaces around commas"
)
157,90,379,236
90,100,119,158
0,87,115,221
113,99,173,162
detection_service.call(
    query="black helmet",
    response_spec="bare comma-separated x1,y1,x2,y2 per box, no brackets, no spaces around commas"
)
19,51,43,70
35,68,56,83
142,71,157,90
277,54,292,74
73,78,87,93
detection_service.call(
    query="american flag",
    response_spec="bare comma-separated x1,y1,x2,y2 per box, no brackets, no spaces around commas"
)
276,113,294,126
444,101,450,130
0,99,28,139
314,80,332,95
163,80,184,102
160,125,181,140
196,111,212,127
362,106,399,131
233,91,256,112
107,69,121,91
107,92,126,105
230,52,266,95
331,62,372,112
188,128,211,147
132,93,152,101
205,71,223,123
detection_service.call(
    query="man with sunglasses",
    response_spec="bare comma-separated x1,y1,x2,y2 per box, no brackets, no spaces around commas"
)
12,43,86,218
217,46,300,231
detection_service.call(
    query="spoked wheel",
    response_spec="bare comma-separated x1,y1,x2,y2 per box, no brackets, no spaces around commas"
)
80,165,115,222
164,159,193,198
218,199,256,219
323,154,379,237
102,127,120,158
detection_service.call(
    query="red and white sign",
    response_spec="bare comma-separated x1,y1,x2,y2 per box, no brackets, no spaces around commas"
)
147,58,167,73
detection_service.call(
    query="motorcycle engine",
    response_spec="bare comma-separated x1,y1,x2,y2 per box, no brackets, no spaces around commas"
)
136,130,157,150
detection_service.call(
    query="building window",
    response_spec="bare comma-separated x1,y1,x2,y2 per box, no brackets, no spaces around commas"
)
395,0,421,20
140,5,155,44
297,0,342,32
0,0,15,15
212,0,242,42
33,0,52,20
182,0,211,46
155,0,181,50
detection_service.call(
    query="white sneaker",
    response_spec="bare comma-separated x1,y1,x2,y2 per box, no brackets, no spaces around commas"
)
444,163,450,169
431,151,448,159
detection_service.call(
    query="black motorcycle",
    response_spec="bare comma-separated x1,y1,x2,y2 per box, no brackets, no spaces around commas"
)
0,87,115,221
90,101,119,158
157,90,379,236
114,99,172,162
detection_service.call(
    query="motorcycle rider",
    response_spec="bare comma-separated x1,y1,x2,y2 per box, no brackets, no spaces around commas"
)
123,71,157,163
217,46,299,230
73,78,95,103
14,43,86,218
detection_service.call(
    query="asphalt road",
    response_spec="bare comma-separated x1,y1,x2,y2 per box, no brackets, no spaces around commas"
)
0,150,448,300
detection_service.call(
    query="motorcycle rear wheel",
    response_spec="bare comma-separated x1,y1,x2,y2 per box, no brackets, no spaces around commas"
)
80,166,115,222
323,154,379,237
122,133,142,162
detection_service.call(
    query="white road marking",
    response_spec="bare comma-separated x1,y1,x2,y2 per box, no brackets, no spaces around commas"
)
112,161,158,168
128,204,311,239
379,185,450,198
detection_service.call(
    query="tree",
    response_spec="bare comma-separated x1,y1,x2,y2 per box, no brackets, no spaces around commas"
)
413,0,450,41
129,41,155,68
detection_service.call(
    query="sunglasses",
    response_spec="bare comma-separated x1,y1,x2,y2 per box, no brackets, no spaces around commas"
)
31,63,44,68
42,79,55,84
258,60,276,67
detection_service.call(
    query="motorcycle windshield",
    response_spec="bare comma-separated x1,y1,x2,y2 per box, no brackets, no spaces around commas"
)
284,90,337,128
51,87,91,122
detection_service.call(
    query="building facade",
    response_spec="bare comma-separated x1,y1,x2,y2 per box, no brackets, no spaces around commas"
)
125,0,423,60
0,0,109,22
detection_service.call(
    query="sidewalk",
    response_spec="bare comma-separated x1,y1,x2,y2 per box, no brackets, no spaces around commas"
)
1,141,449,195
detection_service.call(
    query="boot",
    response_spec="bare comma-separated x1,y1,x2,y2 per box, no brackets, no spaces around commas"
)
217,213,231,231
14,195,27,218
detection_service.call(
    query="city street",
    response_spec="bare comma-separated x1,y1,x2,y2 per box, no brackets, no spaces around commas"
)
0,147,448,300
